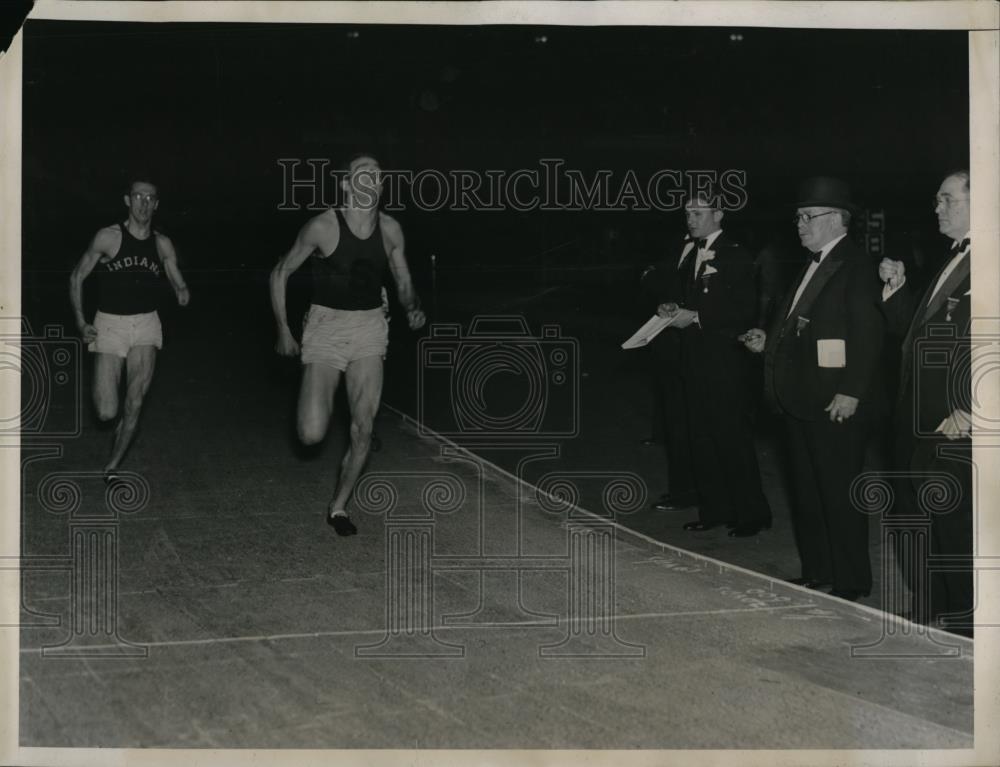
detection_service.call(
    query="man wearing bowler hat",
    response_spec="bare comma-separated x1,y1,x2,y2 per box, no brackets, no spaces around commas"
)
743,177,884,601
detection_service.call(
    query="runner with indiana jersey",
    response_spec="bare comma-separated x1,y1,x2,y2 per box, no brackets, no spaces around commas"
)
69,177,191,480
270,153,426,536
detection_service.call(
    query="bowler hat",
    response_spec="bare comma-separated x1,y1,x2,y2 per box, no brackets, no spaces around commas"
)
795,176,857,212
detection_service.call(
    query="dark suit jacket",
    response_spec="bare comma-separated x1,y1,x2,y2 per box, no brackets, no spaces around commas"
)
643,231,756,340
882,249,971,438
764,236,885,421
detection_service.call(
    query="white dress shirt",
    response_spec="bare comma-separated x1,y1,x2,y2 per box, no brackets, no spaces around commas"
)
678,228,723,274
929,231,971,303
787,233,846,318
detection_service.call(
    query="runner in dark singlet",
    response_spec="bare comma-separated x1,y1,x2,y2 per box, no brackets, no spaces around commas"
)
69,177,191,480
270,154,425,535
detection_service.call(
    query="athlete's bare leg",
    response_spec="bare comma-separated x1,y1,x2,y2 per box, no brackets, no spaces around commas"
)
103,345,156,475
327,355,383,534
92,352,124,423
297,363,342,445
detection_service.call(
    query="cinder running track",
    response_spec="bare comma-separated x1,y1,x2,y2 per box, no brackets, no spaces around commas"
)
15,297,972,749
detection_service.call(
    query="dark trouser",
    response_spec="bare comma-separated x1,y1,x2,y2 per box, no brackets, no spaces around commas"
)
650,365,695,499
900,435,974,626
683,358,771,527
784,413,872,592
647,348,667,444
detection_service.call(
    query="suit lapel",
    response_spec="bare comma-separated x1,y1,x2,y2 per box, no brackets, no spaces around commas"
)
697,232,727,278
784,241,848,326
897,250,971,396
677,239,695,269
921,251,970,324
767,261,809,340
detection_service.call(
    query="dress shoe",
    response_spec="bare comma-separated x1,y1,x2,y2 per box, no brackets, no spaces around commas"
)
727,522,772,538
652,493,698,511
830,588,870,602
785,577,830,589
682,521,723,532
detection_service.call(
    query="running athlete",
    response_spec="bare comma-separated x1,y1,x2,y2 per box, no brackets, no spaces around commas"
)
69,177,191,480
270,154,425,535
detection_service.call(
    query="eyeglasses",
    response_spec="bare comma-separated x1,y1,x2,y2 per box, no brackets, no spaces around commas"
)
130,192,158,203
793,211,837,225
933,195,968,209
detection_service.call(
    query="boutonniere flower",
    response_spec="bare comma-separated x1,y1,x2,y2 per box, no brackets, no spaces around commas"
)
796,316,810,337
946,296,959,321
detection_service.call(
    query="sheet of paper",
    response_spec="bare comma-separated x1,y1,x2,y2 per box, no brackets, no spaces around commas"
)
817,338,847,368
621,314,677,350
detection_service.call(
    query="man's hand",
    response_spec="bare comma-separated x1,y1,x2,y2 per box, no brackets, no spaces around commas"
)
825,393,859,423
79,323,98,343
878,258,906,290
937,409,972,440
741,328,766,353
176,286,191,307
656,302,679,319
275,326,300,357
407,308,426,331
670,308,698,329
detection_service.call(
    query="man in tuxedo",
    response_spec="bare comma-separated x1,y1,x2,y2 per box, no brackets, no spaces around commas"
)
744,177,884,600
879,170,973,635
646,192,771,535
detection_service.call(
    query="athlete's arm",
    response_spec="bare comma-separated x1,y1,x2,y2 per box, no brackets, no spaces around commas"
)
270,217,325,355
68,227,115,342
382,215,425,330
157,234,191,306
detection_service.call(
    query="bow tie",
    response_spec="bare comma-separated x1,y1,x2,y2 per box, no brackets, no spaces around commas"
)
809,251,822,263
695,238,708,250
951,238,970,253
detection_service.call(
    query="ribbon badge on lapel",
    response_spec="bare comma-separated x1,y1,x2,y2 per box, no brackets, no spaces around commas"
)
698,250,717,294
700,262,718,293
946,296,959,322
796,316,810,337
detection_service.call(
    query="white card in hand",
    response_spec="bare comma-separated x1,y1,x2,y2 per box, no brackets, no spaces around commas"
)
817,338,846,368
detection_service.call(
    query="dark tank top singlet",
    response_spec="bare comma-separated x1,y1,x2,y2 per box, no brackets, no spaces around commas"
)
96,223,163,315
311,209,388,311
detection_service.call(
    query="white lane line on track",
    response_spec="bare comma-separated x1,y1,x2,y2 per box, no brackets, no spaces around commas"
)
19,603,814,655
381,403,975,643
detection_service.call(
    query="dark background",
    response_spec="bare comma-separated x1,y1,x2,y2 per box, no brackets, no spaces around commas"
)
20,20,968,371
